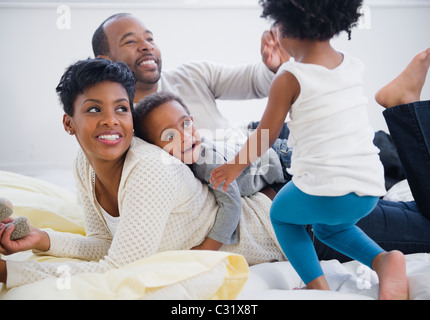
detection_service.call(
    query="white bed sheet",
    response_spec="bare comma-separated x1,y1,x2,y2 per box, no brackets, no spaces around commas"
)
238,253,430,300
237,180,428,300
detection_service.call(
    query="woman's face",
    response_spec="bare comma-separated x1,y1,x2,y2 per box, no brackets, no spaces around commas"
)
63,81,134,165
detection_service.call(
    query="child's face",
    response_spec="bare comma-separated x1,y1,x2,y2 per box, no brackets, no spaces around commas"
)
143,100,202,164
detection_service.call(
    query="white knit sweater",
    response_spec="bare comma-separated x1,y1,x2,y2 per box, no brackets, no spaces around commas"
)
6,138,284,288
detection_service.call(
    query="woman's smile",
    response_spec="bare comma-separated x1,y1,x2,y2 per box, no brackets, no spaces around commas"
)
96,131,123,146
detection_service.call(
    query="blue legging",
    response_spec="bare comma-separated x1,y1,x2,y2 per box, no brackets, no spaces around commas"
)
270,181,384,284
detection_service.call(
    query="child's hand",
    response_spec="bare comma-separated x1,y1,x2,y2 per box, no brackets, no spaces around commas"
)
191,238,223,251
210,162,244,193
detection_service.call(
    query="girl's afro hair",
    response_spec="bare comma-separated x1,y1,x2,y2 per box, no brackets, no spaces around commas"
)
259,0,363,41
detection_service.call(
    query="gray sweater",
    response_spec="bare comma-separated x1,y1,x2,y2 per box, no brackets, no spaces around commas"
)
190,140,285,244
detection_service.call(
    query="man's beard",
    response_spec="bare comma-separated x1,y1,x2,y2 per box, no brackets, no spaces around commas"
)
134,62,162,85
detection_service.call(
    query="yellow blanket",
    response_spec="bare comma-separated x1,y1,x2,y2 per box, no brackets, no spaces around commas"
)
0,171,249,300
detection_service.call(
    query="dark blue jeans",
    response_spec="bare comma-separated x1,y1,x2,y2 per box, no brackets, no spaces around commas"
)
383,101,430,219
251,101,430,261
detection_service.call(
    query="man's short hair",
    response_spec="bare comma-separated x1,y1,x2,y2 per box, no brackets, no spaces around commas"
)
92,13,131,57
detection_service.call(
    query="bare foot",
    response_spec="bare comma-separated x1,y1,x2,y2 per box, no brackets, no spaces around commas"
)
375,48,430,108
304,275,330,291
372,251,408,300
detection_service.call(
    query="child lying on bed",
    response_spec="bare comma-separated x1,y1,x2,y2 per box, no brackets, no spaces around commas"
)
133,92,287,250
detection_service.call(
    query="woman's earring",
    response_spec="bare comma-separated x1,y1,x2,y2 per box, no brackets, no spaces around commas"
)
68,130,74,135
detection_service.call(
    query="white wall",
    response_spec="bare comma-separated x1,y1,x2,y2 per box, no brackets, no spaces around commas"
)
1,0,430,176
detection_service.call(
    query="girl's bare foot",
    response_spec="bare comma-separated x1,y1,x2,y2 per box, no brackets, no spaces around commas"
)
304,275,330,291
375,48,430,108
372,250,408,300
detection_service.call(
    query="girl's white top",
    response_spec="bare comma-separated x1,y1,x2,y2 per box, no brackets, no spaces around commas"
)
280,54,386,197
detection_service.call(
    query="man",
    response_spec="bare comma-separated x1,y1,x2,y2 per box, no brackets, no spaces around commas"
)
92,13,289,143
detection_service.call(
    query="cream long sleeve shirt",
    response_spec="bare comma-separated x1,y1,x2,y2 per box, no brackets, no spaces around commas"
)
6,138,283,288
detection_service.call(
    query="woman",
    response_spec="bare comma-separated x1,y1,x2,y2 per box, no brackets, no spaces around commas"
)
0,58,284,288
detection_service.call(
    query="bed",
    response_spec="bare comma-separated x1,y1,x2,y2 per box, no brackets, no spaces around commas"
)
0,170,429,300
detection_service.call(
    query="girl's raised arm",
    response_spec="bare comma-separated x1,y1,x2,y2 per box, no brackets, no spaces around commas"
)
210,70,300,192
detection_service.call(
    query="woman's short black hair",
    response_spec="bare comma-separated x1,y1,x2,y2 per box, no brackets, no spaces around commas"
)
133,92,190,142
56,58,136,116
259,0,363,41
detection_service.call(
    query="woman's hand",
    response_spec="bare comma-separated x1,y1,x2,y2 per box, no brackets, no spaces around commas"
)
210,161,246,193
0,221,50,256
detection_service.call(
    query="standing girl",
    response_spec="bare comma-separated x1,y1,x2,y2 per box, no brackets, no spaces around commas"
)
210,0,408,299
